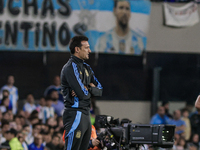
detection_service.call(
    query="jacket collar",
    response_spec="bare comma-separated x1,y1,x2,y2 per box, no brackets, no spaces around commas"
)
71,55,84,64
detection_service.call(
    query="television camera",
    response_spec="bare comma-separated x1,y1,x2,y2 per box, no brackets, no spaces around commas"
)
95,115,175,150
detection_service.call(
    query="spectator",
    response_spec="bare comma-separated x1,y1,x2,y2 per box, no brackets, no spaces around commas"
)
0,120,10,144
51,134,62,150
5,128,23,150
16,123,23,132
29,110,39,119
0,111,2,126
190,108,200,140
47,117,57,127
14,115,25,131
187,134,200,150
17,132,28,150
7,110,13,122
0,90,10,109
28,134,45,150
0,75,19,114
176,137,186,150
37,97,46,113
14,116,21,126
26,123,42,145
0,96,10,113
181,108,191,141
2,110,13,122
23,94,37,118
54,116,64,133
9,121,17,131
2,111,9,121
150,106,170,124
21,127,30,148
172,134,180,150
162,101,173,119
39,96,54,124
16,109,26,118
50,90,64,117
88,125,101,150
33,123,42,136
170,110,186,135
20,115,27,127
26,116,40,145
55,132,64,150
43,132,52,146
44,75,63,102
0,90,9,100
28,116,40,126
41,124,50,133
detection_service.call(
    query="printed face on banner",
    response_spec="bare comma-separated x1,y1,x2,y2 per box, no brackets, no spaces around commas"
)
114,1,131,29
0,0,151,55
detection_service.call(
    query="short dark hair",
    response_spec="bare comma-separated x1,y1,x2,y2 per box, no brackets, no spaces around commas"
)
2,89,9,94
0,96,9,106
114,0,130,8
52,134,60,140
33,123,41,129
23,124,29,128
69,36,88,54
6,128,17,137
181,108,189,114
1,120,9,128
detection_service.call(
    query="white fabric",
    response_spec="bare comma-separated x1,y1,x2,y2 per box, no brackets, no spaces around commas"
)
164,2,199,27
0,85,19,114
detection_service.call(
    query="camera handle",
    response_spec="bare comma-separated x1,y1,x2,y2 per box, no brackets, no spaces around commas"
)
105,128,123,150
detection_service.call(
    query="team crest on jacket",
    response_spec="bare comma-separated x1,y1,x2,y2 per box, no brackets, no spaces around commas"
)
76,130,81,139
85,69,89,77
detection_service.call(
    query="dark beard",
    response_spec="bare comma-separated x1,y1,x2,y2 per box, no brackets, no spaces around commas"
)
52,98,57,101
119,21,128,31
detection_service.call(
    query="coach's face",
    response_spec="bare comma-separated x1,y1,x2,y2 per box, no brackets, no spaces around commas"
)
114,1,131,26
78,41,91,60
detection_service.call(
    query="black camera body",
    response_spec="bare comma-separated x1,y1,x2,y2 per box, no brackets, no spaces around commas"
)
123,123,175,148
95,115,175,150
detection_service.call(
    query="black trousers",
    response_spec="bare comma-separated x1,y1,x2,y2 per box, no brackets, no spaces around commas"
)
63,109,91,150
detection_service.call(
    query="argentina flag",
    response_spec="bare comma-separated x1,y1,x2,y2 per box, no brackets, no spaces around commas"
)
0,0,151,55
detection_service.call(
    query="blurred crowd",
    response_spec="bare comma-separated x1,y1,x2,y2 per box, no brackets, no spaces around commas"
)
150,101,200,150
0,75,67,150
0,75,99,150
1,75,200,150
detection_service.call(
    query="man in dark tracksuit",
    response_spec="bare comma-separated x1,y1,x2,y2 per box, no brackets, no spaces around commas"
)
60,36,103,150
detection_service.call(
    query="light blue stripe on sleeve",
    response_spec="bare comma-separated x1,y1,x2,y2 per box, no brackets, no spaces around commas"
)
84,62,103,89
72,62,88,95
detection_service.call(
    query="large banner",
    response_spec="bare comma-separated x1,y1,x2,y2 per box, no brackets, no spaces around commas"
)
164,2,199,27
0,0,151,55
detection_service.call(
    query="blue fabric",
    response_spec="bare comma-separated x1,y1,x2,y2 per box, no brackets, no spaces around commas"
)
66,111,82,137
150,114,170,125
65,111,82,150
72,62,89,95
72,97,79,108
168,119,186,134
28,143,44,150
51,101,64,117
67,132,74,150
189,111,198,118
84,62,103,89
